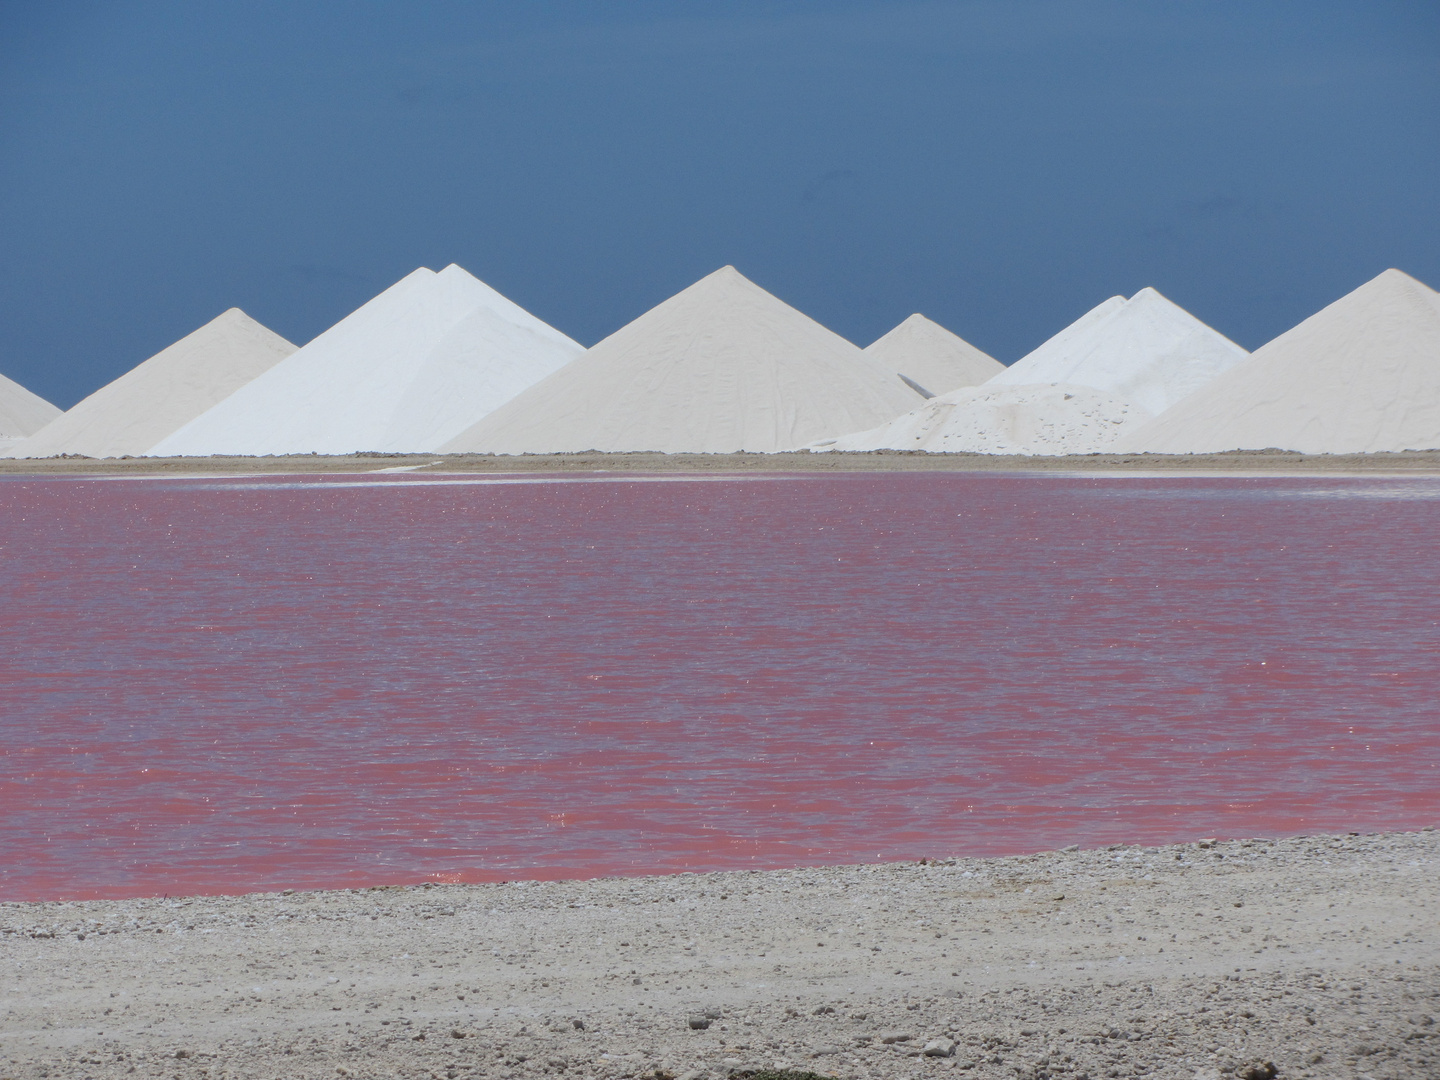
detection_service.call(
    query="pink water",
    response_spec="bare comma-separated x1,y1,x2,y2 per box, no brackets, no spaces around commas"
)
2,471,1437,901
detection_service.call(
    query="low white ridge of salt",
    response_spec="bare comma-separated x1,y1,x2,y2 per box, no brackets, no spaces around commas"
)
1114,268,1440,454
987,288,1248,415
440,266,920,454
811,383,1153,456
0,370,62,438
152,265,582,456
863,314,1003,397
5,309,296,459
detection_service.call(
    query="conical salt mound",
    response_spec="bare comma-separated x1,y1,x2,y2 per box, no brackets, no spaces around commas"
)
5,309,296,459
0,371,61,440
152,265,582,456
988,288,1249,415
440,266,921,454
1115,269,1440,454
811,383,1152,455
864,314,1003,397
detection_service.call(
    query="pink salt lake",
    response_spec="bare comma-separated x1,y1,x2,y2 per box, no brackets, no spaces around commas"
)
1,471,1436,901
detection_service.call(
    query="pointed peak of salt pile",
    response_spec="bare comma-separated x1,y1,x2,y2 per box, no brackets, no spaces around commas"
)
1115,268,1440,455
5,308,297,459
441,266,919,454
150,264,582,456
1012,295,1127,366
864,313,1003,397
592,265,807,337
987,287,1248,415
0,369,62,441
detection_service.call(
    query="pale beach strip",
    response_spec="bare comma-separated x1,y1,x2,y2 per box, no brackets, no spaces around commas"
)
3,829,1436,1079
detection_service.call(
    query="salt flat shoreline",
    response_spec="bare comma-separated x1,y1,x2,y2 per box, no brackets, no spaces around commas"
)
4,449,1440,476
2,830,1435,1080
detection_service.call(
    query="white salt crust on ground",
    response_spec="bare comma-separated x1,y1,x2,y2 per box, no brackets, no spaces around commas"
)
152,265,581,456
1115,269,1440,455
988,288,1249,416
5,309,297,459
0,369,61,439
812,383,1154,455
863,314,1004,398
3,829,1435,1080
440,267,922,455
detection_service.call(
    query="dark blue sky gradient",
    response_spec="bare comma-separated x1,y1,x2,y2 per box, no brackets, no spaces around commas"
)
2,1,1437,407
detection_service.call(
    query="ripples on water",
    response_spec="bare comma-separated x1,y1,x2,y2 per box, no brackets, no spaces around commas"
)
1,471,1437,900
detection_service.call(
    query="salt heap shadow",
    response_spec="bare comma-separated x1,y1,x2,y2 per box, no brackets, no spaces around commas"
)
862,312,1003,398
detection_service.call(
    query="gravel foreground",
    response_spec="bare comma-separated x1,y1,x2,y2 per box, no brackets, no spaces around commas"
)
2,830,1436,1080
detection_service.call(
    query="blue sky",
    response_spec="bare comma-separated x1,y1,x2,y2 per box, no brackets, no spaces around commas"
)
2,1,1437,407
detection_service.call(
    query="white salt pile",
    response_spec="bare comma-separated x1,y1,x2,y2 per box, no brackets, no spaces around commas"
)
1115,269,1440,455
987,286,1249,415
152,265,581,456
863,313,1003,397
0,370,61,445
812,383,1152,455
440,266,921,454
6,309,296,459
819,285,1248,455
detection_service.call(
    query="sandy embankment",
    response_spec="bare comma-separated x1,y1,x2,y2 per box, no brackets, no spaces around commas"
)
2,830,1436,1080
5,449,1440,476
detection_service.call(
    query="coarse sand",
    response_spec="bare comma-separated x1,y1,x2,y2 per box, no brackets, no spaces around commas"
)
151,266,581,457
0,370,61,440
439,267,922,455
863,315,1004,398
809,384,1153,456
987,288,1249,416
1115,269,1440,455
4,309,297,460
3,829,1435,1079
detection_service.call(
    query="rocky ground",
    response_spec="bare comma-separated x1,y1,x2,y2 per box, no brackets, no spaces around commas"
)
1,829,1436,1080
